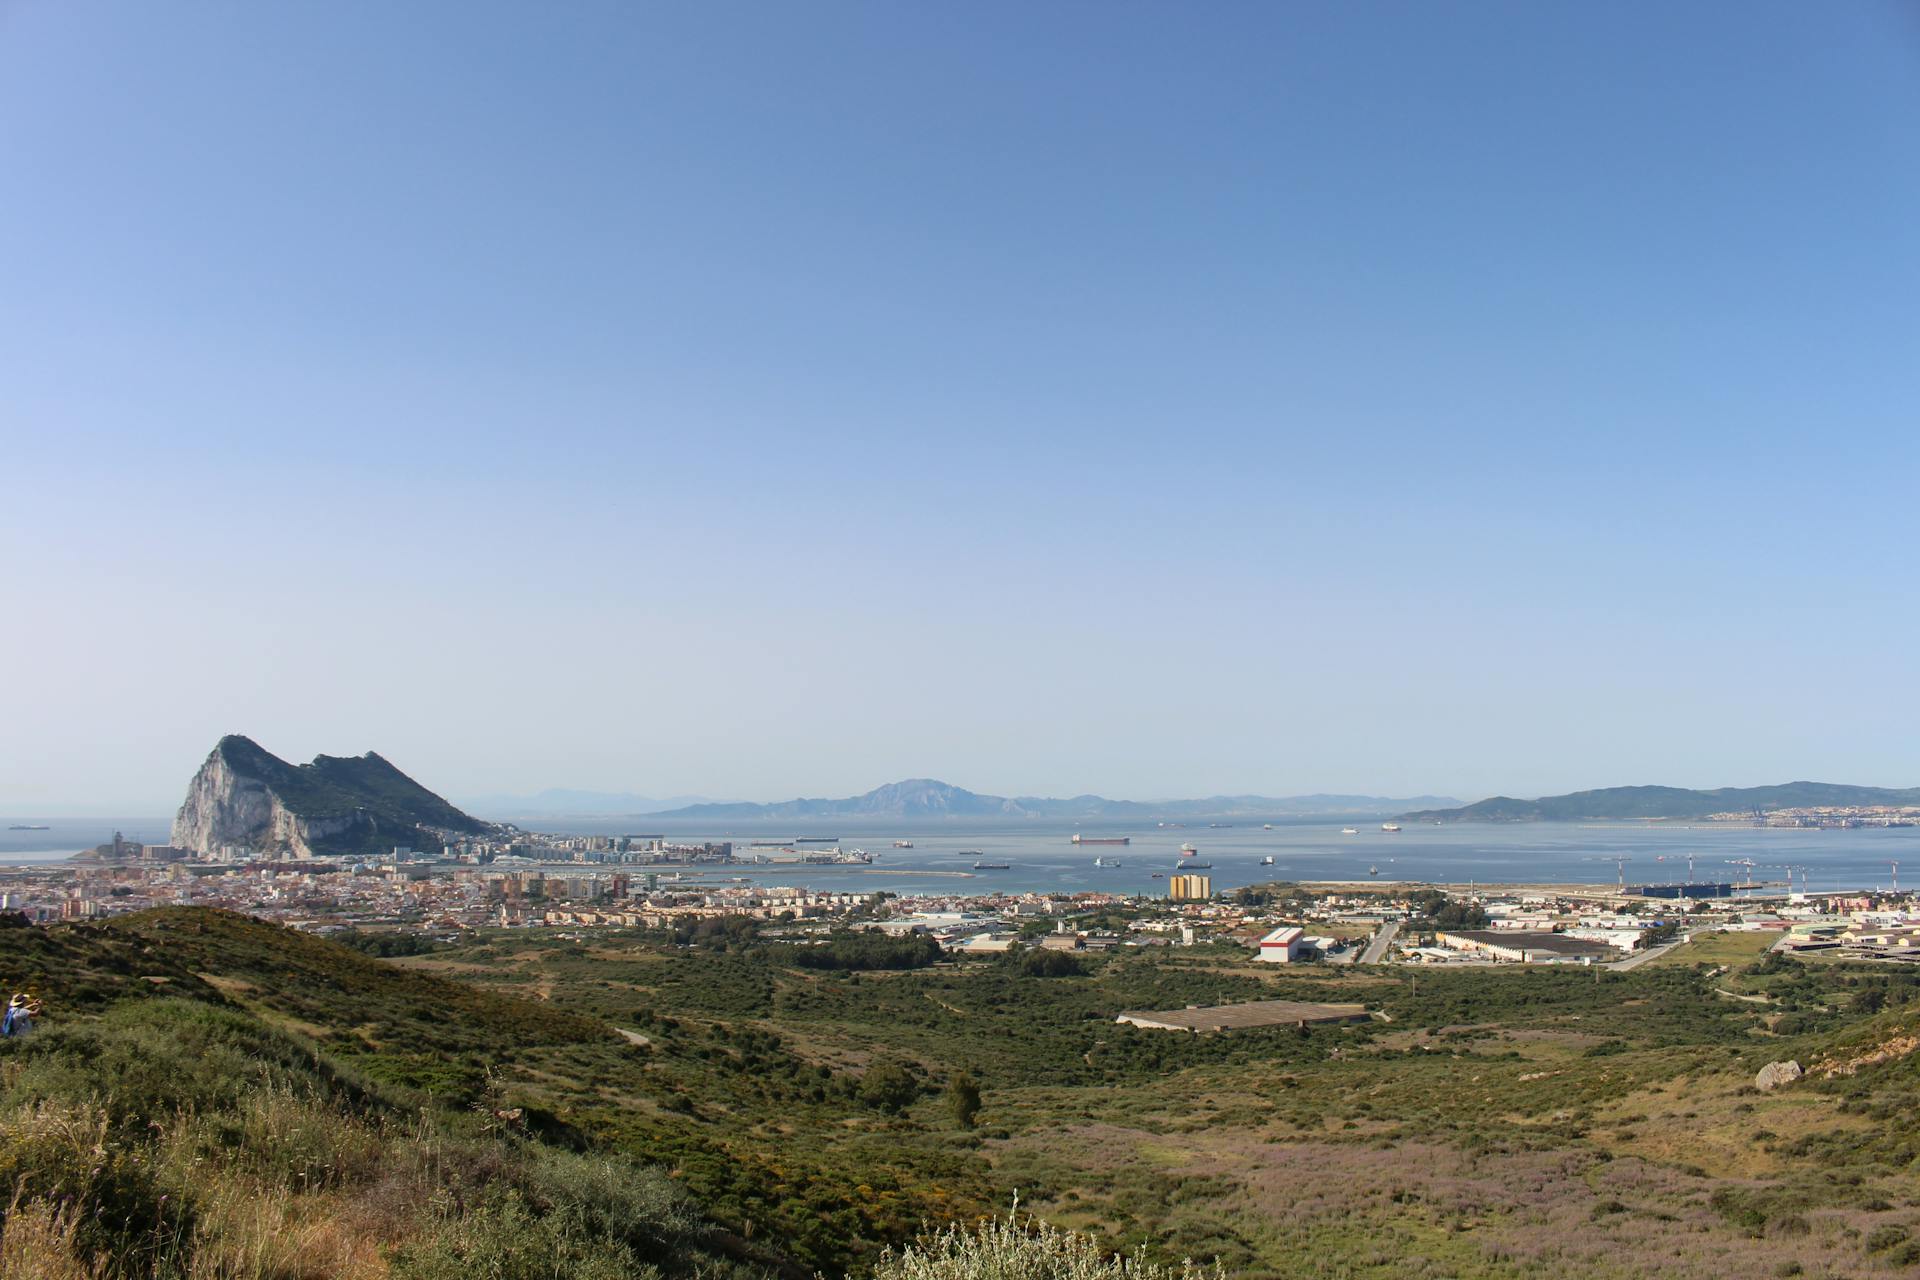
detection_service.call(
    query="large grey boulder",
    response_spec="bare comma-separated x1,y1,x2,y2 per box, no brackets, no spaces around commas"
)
1755,1060,1802,1091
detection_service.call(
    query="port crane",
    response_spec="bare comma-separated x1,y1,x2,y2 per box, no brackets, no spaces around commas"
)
1725,858,1758,891
1586,855,1633,891
1651,850,1703,879
1763,864,1809,895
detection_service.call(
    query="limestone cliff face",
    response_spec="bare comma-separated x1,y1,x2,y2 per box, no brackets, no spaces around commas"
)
171,742,281,854
170,735,490,858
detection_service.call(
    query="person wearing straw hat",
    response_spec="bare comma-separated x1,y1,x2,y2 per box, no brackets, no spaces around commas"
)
2,994,40,1038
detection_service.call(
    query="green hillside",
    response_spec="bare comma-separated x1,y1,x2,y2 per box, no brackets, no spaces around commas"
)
5,909,1920,1277
0,910,782,1280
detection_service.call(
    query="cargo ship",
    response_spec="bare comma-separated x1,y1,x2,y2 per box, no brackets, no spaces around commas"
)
892,840,913,848
971,860,1011,870
793,836,840,844
7,824,50,831
1093,856,1123,867
1070,834,1130,845
1176,860,1214,869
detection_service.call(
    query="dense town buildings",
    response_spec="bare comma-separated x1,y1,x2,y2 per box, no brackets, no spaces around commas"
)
7,843,1916,971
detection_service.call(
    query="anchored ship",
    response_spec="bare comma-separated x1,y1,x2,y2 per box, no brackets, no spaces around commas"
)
1070,834,1130,845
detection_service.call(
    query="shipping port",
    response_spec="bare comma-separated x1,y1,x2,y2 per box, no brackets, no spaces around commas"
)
1629,882,1737,899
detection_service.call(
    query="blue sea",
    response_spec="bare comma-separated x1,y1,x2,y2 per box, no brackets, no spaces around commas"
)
510,817,1920,897
0,819,173,866
8,815,1913,897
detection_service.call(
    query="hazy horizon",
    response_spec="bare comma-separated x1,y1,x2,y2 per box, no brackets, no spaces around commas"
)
6,3,1918,812
10,741,1920,820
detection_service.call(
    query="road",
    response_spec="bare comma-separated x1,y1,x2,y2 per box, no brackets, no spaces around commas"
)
1359,921,1401,965
1609,933,1690,971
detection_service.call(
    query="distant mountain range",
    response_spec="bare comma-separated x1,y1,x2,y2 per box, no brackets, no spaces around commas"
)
1401,781,1920,823
460,789,732,818
647,779,1457,823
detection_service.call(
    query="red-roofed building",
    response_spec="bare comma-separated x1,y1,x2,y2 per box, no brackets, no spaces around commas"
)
1257,925,1307,963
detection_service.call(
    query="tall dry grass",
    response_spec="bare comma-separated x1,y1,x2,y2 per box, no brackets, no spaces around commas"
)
0,1088,427,1280
0,1195,96,1280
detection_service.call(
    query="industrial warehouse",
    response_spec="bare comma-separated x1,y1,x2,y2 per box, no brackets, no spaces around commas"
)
1433,930,1620,963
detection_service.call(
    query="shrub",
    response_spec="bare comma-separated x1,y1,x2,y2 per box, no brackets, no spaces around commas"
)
1009,950,1087,979
0,1102,190,1279
767,932,944,972
515,1147,701,1264
2,999,374,1132
873,1205,1221,1280
387,1186,648,1280
948,1072,982,1130
859,1062,921,1113
1865,1225,1911,1253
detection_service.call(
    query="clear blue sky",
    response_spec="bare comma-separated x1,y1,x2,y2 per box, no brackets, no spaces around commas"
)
4,2,1918,812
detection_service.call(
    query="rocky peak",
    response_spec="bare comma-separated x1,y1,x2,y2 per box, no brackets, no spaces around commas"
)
171,736,493,858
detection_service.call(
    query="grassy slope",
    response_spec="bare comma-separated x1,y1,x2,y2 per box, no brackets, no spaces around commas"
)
1645,928,1780,968
0,910,783,1280
6,911,1920,1278
419,931,1920,1279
